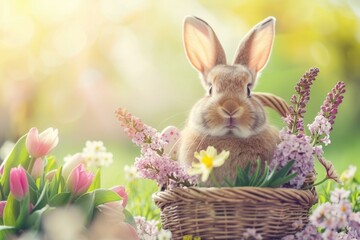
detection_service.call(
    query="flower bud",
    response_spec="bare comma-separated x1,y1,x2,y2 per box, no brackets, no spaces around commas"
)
66,164,93,197
26,127,59,158
30,158,43,179
111,186,128,208
0,201,6,218
10,166,29,201
62,153,86,180
45,169,57,181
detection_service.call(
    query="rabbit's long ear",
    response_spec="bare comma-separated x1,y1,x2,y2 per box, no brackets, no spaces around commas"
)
183,16,226,76
233,17,275,77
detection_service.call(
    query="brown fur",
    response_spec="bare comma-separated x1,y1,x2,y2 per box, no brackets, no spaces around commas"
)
179,16,281,186
179,125,279,185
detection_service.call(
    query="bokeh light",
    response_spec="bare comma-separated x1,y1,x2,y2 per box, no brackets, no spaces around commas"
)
0,0,359,187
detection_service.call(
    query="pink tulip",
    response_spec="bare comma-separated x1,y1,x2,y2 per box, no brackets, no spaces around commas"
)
66,164,94,197
30,158,43,179
26,127,59,158
10,166,29,201
62,153,86,180
111,186,128,208
0,165,4,176
0,201,6,218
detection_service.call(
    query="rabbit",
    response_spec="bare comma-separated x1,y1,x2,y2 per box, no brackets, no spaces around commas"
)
178,16,290,185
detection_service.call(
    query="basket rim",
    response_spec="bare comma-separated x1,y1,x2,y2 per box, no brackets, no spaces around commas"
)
153,186,317,207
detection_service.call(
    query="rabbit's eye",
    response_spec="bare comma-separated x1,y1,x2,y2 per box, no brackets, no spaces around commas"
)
208,86,213,96
247,85,251,98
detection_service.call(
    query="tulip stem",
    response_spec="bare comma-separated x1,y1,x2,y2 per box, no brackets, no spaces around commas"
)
0,183,5,200
27,157,35,173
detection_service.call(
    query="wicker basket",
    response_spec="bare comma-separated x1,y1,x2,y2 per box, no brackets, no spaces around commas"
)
153,187,317,240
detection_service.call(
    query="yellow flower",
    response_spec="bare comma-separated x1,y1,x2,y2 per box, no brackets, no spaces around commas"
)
188,146,230,182
340,165,357,182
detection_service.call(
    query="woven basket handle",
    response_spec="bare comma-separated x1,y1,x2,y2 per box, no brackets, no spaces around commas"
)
253,92,290,117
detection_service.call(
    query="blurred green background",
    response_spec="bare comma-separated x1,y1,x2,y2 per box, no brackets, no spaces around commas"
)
0,0,359,187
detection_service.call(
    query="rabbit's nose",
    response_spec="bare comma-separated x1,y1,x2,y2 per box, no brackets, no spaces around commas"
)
221,100,240,116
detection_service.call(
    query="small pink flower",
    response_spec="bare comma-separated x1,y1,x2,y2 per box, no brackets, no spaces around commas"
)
66,164,94,197
0,201,6,218
26,127,59,158
30,158,43,179
10,166,29,201
0,165,4,175
111,186,128,208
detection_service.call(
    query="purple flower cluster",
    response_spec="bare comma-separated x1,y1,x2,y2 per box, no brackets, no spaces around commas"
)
116,108,197,189
309,188,359,239
320,81,346,127
134,216,159,239
308,81,346,145
285,67,319,134
308,115,331,145
270,130,314,189
134,216,172,240
135,149,197,189
282,188,360,240
278,68,346,189
282,225,321,240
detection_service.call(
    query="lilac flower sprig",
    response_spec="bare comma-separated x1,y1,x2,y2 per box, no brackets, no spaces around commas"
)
116,108,197,189
308,81,346,146
285,67,319,134
135,149,197,189
270,130,314,189
116,108,165,155
273,68,345,189
306,82,345,187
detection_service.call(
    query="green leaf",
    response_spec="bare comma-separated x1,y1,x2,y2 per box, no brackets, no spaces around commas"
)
15,194,30,229
268,172,298,188
3,194,19,227
26,205,51,231
244,162,251,175
271,160,295,180
49,192,71,207
0,134,30,197
223,177,234,187
263,164,278,185
233,160,297,188
33,184,48,211
25,171,37,193
48,167,64,199
123,208,136,228
249,159,261,186
44,156,58,173
25,171,39,204
0,225,16,239
74,191,95,225
88,189,121,207
88,169,101,192
235,165,250,186
253,162,270,187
